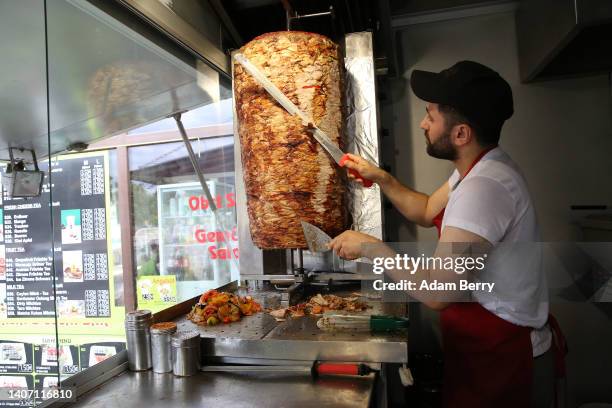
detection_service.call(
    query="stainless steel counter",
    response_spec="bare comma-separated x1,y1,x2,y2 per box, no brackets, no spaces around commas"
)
53,287,405,408
67,368,376,408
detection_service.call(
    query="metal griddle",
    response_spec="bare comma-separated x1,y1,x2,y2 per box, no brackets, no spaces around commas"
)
171,288,407,364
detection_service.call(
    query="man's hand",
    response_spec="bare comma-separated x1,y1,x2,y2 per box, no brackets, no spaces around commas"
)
340,153,389,186
328,230,381,260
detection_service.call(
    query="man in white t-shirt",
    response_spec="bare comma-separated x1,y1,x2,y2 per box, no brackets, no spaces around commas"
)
329,61,554,407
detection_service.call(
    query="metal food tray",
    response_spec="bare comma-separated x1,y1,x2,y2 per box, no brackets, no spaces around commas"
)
171,291,408,364
175,311,278,340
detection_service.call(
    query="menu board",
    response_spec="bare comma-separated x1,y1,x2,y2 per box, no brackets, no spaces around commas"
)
0,335,125,407
2,155,109,319
0,152,126,397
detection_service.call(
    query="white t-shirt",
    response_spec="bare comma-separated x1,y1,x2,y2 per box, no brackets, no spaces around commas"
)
442,147,551,357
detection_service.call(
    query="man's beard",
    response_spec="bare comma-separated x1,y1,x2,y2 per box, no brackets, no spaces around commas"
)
426,128,457,160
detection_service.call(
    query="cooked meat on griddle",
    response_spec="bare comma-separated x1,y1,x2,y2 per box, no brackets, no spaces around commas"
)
270,294,369,319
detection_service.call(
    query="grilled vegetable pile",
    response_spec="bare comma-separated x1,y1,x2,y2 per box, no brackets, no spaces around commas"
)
187,290,262,326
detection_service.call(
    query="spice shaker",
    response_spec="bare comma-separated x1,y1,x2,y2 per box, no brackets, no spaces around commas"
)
171,330,200,376
150,322,177,373
125,310,153,371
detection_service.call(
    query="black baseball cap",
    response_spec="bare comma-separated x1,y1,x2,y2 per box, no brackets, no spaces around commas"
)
410,61,513,131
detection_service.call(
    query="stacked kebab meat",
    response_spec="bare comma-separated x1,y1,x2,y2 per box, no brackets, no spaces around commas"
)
234,31,348,249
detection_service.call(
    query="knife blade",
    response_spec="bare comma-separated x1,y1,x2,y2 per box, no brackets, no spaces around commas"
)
301,221,332,253
201,361,376,377
234,52,373,187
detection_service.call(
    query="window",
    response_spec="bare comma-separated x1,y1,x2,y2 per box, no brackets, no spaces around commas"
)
130,136,237,309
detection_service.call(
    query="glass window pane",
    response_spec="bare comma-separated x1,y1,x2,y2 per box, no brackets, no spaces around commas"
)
0,160,59,400
44,0,232,381
1,0,234,399
0,148,125,397
0,0,60,400
127,98,233,135
130,136,237,309
46,0,221,155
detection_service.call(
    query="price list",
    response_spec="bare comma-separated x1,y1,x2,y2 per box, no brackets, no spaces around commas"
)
0,154,111,319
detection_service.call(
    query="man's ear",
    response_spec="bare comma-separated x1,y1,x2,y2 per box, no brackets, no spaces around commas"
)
452,123,473,147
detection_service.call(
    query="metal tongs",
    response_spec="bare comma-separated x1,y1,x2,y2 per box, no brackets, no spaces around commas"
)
317,314,409,332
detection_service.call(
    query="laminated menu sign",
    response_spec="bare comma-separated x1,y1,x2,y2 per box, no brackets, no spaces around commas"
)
0,151,125,340
34,343,79,375
0,374,33,406
1,153,111,320
0,341,33,374
3,202,55,318
52,156,110,320
0,152,129,391
136,275,177,313
0,335,125,384
78,341,125,370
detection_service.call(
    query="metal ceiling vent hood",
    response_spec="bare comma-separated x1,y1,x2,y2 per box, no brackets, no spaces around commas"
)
516,0,612,82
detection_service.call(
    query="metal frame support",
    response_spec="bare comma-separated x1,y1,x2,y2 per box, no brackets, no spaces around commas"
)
117,146,136,311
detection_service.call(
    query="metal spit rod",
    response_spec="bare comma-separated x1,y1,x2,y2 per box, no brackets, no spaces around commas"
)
173,112,240,274
296,248,304,273
173,112,217,212
282,0,333,31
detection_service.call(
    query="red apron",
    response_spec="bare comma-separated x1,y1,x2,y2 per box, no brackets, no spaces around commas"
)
433,146,534,407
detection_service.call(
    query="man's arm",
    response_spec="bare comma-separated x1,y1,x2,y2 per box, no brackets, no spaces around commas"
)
364,226,490,310
341,153,449,227
379,175,449,227
330,226,491,311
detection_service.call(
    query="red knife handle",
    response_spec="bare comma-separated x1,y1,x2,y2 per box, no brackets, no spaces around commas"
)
339,154,373,188
312,362,377,377
314,362,359,376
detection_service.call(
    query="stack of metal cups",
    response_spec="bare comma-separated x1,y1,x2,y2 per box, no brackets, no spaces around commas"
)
150,322,178,373
125,310,153,371
171,330,200,376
